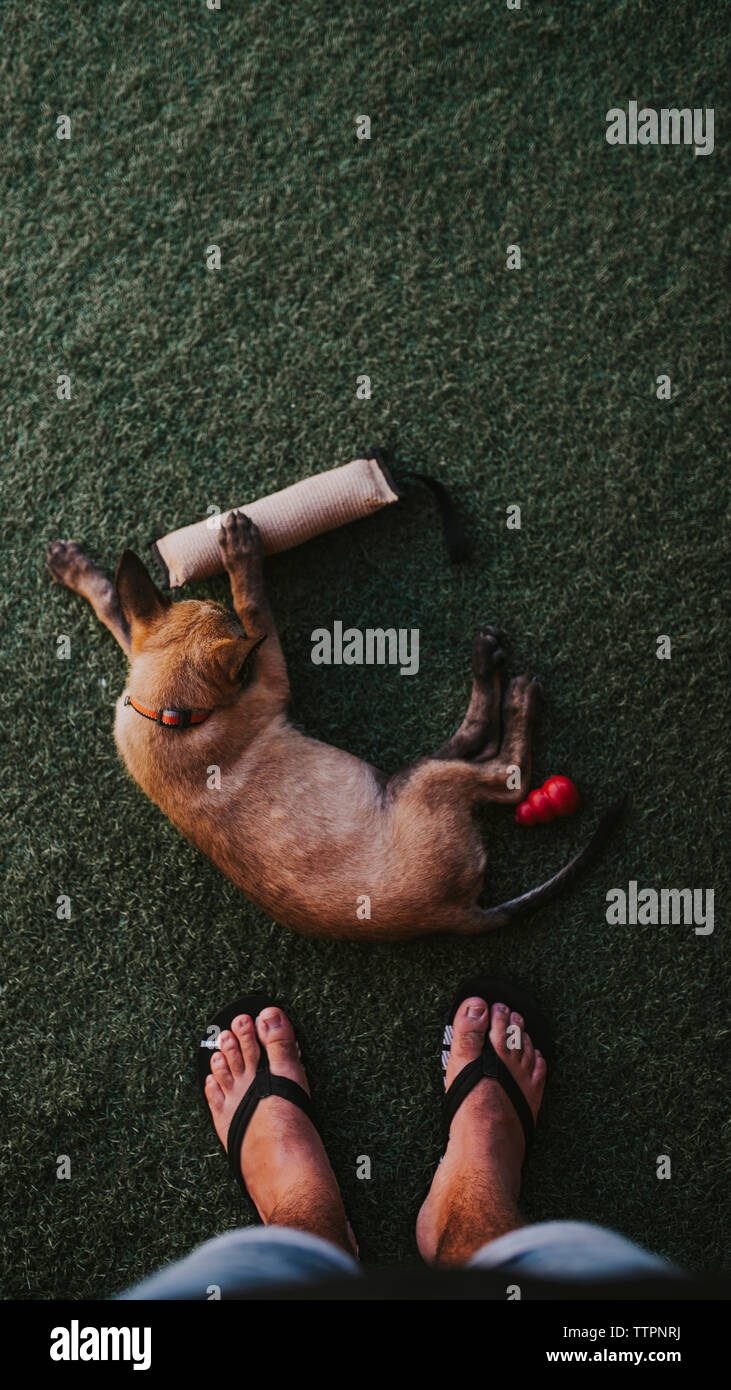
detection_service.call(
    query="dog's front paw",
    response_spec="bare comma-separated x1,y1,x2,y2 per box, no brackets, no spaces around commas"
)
46,539,98,591
218,510,263,566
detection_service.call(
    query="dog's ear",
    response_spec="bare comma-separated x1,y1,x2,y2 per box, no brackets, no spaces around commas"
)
211,634,266,684
115,550,171,625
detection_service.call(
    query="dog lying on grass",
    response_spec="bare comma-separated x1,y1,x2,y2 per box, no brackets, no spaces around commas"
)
46,512,622,940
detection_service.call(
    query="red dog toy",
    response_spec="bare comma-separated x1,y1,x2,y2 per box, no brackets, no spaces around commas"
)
515,776,580,825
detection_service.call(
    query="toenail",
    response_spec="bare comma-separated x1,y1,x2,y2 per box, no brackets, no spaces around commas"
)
494,1003,509,1013
467,1004,485,1019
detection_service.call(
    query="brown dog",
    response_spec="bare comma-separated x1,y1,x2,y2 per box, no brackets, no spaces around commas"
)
46,512,621,940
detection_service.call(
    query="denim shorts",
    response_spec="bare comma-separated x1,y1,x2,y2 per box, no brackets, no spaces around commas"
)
117,1220,679,1299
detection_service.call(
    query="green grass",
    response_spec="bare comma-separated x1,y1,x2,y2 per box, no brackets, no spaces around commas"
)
1,0,728,1298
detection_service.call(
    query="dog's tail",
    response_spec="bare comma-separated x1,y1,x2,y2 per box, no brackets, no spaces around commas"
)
471,795,629,932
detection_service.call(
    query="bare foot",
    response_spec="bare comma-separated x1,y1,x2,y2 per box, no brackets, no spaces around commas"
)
416,997,547,1265
205,1007,357,1257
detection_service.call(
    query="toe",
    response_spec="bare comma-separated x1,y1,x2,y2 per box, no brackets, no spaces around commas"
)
219,1029,245,1077
211,1048,233,1089
509,1011,524,1056
205,1073,226,1112
447,997,490,1082
521,1029,535,1070
232,1014,259,1071
256,1008,309,1090
489,1002,511,1059
532,1050,548,1088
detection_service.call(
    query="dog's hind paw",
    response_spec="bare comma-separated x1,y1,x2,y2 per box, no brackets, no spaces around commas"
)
472,624,507,680
504,672,542,714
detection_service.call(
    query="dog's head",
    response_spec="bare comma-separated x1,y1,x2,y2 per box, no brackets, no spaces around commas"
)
115,551,261,704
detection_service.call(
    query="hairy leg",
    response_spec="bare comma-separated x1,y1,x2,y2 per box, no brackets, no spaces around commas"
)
206,1008,356,1256
46,540,131,654
417,997,547,1265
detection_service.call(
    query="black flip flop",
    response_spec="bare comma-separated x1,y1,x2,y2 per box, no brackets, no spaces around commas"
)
441,974,554,1161
197,992,317,1199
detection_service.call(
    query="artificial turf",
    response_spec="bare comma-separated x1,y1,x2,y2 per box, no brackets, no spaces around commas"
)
1,0,728,1298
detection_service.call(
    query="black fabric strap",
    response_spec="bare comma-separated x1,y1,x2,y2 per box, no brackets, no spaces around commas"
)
442,1041,535,1158
225,1052,316,1195
405,472,468,562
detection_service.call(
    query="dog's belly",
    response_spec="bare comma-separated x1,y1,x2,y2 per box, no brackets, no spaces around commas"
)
181,790,479,939
202,769,390,923
119,726,398,932
115,713,483,938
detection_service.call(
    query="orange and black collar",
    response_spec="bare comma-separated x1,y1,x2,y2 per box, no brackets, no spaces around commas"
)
123,634,268,730
123,694,212,730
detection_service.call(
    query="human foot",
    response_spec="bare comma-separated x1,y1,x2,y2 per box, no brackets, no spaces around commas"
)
205,1007,357,1256
416,996,547,1265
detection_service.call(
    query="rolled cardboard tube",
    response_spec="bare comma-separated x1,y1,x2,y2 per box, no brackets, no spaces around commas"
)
150,455,401,589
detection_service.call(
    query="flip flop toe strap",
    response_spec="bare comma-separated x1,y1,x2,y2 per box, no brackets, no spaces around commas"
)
226,1058,316,1194
442,1042,535,1158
